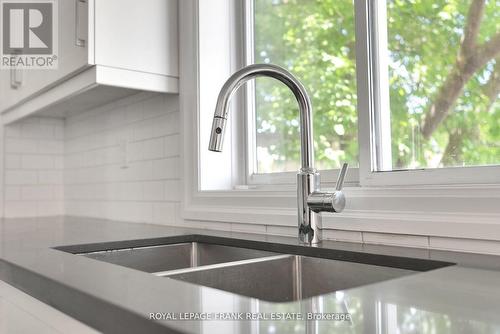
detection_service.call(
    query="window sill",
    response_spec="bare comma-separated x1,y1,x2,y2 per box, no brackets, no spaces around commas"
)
183,183,500,242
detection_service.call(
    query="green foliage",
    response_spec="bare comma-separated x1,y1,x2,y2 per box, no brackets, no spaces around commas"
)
253,0,499,173
387,0,500,168
254,0,357,172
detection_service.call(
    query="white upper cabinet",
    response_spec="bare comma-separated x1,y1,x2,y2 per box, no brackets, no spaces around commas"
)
0,0,88,113
94,0,178,78
0,0,178,124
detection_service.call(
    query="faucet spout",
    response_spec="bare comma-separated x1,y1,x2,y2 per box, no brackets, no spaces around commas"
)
208,64,314,171
208,64,347,245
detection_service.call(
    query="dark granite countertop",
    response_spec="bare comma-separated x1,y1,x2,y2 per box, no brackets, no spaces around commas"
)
1,216,500,333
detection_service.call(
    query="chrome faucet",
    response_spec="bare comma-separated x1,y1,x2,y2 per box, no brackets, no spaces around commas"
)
208,64,348,244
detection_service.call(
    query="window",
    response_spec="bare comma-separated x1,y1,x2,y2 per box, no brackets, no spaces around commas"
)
182,0,500,235
250,0,358,174
379,0,500,171
244,0,500,184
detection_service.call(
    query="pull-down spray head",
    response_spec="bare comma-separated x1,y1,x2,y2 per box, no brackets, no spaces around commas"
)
208,64,314,171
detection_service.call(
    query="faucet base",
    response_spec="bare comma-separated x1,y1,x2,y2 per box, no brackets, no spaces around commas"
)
298,211,323,245
297,170,322,245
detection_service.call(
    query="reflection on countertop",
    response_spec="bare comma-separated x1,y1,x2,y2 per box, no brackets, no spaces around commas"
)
1,216,500,333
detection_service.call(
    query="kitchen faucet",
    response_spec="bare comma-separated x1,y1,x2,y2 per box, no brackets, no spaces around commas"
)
208,64,348,244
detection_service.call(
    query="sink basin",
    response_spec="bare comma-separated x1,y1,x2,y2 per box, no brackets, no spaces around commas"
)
80,242,277,273
167,254,415,302
63,237,451,303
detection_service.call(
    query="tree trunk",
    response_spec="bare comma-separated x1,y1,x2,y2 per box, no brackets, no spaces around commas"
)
441,129,465,166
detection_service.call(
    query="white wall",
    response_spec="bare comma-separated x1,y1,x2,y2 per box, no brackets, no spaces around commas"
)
2,93,181,226
64,93,181,225
3,117,64,217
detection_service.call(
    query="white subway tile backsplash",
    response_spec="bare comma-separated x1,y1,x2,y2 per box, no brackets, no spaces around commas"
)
54,124,65,140
133,118,156,141
37,140,64,155
21,123,54,139
3,117,64,217
108,201,153,223
5,171,38,185
152,157,179,180
182,220,231,231
4,201,39,218
21,186,54,201
120,161,154,182
127,141,143,162
231,223,267,234
152,202,177,225
163,180,180,201
266,225,296,237
61,93,182,224
5,187,21,201
116,182,143,201
5,124,21,137
323,229,364,243
430,237,500,255
164,134,180,157
3,94,179,222
5,138,38,154
5,155,21,169
37,201,64,217
53,186,64,200
143,181,165,201
142,94,170,120
53,156,64,169
39,117,64,127
152,112,180,137
362,232,429,249
21,155,54,170
142,137,165,160
124,102,144,124
38,171,63,185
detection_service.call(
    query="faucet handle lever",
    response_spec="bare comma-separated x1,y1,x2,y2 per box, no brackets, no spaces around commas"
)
335,163,348,191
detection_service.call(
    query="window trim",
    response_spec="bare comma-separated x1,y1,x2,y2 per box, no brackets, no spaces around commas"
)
240,0,500,188
357,0,500,186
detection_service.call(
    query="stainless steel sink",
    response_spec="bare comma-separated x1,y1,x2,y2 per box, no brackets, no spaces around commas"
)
165,254,415,302
80,242,277,273
76,241,432,302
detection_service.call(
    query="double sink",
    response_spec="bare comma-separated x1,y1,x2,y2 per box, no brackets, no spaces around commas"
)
66,239,450,302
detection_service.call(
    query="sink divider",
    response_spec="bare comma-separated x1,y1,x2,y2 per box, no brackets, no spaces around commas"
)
152,254,292,277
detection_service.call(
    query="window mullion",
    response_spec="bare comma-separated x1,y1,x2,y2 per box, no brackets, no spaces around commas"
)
243,0,257,185
370,0,392,171
355,0,376,185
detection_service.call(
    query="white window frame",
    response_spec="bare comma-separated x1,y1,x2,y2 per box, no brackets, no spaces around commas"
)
180,0,500,241
243,0,500,187
357,0,500,186
355,0,500,186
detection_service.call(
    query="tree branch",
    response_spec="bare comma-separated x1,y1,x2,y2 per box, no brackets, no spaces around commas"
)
461,0,485,57
421,0,499,139
440,128,465,166
440,60,499,165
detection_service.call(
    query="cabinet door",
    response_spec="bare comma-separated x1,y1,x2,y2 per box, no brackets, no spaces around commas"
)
0,67,27,112
0,0,89,113
94,0,178,77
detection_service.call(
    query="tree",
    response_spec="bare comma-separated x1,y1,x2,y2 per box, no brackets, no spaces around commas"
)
421,0,500,139
253,0,500,172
